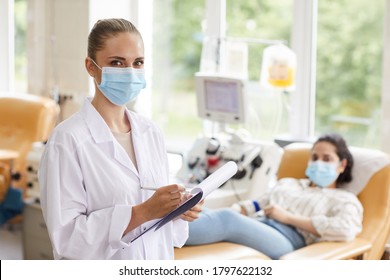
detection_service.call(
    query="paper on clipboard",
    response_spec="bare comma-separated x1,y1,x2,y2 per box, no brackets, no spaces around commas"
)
130,161,238,243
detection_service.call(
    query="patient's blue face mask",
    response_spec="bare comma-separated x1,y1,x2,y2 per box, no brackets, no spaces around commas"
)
305,160,340,188
91,59,146,106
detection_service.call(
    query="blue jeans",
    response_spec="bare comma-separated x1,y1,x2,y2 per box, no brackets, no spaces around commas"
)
186,208,306,260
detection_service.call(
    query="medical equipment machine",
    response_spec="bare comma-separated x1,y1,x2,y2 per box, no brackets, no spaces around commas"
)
175,73,283,209
26,142,45,200
195,73,247,124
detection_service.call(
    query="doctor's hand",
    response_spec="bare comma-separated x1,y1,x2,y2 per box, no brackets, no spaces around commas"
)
124,184,185,236
142,184,185,220
180,199,204,222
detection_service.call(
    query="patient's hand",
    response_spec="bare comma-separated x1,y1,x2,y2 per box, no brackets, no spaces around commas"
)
265,204,319,236
180,199,204,222
264,204,292,224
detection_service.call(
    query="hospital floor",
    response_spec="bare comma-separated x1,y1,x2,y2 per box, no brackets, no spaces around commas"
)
0,225,23,260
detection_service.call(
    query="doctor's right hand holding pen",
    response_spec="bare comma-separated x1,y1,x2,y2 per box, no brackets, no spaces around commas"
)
122,184,185,236
142,184,186,218
146,184,204,222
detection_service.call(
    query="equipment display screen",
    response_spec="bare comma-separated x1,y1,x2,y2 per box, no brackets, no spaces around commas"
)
195,73,246,124
204,80,239,113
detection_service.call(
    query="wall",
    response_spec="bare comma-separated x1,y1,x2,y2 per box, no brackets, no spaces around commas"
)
27,0,90,120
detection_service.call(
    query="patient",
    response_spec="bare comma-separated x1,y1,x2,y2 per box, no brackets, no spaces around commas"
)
185,133,363,259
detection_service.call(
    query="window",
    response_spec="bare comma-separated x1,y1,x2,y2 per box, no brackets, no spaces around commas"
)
315,0,384,148
151,0,294,149
15,0,27,92
225,0,293,141
151,0,205,150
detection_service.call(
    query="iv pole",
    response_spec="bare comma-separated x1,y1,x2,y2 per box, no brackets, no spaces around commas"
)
199,35,288,141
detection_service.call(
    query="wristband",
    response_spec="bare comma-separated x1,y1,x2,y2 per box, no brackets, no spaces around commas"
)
238,200,261,216
253,200,261,212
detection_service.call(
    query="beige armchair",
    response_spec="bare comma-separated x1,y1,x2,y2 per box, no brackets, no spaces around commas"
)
175,143,390,260
0,93,59,222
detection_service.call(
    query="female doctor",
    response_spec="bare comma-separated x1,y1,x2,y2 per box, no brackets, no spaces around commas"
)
38,18,202,260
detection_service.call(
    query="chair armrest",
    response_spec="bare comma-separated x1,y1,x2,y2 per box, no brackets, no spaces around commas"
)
174,242,271,260
0,162,11,202
280,238,372,260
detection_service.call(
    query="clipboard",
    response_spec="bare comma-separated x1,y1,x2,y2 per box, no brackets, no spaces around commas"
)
130,161,238,243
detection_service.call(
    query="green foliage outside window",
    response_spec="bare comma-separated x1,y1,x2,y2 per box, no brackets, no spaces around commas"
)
316,0,384,148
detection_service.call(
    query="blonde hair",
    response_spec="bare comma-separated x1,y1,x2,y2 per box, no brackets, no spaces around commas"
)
87,18,142,59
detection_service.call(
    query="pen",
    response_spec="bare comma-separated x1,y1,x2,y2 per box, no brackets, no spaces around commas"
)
140,186,160,191
141,186,192,195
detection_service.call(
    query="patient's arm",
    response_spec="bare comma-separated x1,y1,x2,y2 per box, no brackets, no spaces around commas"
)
264,204,320,237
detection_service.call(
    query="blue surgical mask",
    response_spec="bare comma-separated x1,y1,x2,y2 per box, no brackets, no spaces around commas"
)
91,59,146,106
305,160,339,188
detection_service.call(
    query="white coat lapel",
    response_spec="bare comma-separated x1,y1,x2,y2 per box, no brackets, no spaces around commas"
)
81,98,139,178
127,110,156,187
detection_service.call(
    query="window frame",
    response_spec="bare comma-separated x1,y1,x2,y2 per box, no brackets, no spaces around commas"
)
381,0,390,153
0,0,15,92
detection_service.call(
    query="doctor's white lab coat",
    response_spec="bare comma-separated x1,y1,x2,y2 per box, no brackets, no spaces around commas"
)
38,98,188,259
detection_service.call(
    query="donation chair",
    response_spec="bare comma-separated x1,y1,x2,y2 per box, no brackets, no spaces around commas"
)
174,142,390,260
175,242,270,260
0,93,59,223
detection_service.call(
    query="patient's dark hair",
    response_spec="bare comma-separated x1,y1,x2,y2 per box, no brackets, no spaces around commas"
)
314,133,353,185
